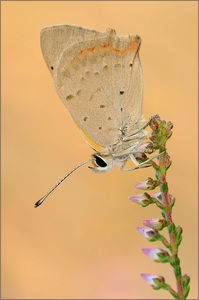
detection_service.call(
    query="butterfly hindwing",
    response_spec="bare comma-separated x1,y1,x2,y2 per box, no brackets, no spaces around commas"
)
40,26,144,151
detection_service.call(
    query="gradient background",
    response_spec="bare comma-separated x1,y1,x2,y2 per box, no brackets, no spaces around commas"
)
2,1,198,299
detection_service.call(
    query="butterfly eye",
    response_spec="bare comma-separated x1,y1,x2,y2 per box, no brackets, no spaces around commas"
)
94,155,107,168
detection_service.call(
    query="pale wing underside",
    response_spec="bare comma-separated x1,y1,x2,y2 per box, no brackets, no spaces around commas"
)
41,25,108,77
40,26,144,151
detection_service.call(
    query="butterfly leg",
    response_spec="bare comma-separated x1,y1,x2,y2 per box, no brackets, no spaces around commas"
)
139,114,159,131
120,151,165,172
123,114,159,142
120,153,149,172
119,153,139,172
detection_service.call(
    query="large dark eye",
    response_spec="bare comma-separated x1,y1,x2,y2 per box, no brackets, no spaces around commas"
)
94,155,107,168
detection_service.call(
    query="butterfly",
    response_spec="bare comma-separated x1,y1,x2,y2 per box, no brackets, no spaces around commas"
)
35,25,154,207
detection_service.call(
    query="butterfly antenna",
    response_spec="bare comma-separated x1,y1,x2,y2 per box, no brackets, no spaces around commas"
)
35,158,93,208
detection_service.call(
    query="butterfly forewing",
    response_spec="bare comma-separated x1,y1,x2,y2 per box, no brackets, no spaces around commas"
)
40,25,107,76
40,26,144,152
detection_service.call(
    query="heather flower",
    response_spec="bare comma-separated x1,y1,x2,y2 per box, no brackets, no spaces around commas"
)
136,227,160,242
142,248,170,263
130,116,190,299
143,218,168,231
152,192,162,200
141,273,165,290
134,177,159,190
129,192,154,207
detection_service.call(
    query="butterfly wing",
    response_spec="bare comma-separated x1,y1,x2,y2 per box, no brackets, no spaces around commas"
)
40,25,144,152
41,25,107,78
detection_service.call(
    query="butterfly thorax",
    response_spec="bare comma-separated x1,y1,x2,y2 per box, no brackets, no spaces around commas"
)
89,124,148,172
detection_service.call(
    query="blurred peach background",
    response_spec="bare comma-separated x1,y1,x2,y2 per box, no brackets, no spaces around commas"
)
2,1,198,299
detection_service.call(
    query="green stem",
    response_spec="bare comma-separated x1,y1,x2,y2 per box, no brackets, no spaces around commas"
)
159,151,184,299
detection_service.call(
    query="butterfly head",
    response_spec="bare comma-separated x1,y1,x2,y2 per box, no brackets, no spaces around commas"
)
89,153,116,172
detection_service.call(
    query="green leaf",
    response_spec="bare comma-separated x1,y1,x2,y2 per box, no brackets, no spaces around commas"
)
168,222,175,234
161,181,168,193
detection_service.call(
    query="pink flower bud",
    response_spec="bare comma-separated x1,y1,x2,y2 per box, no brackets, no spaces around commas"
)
135,178,159,190
142,248,170,263
136,227,159,241
143,218,168,231
151,192,162,200
129,193,151,207
165,121,173,137
141,273,165,289
149,116,161,131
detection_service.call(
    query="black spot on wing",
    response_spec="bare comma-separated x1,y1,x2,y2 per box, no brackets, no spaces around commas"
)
66,94,74,100
76,89,82,96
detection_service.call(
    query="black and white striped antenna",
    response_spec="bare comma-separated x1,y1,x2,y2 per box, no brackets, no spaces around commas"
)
35,158,92,208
